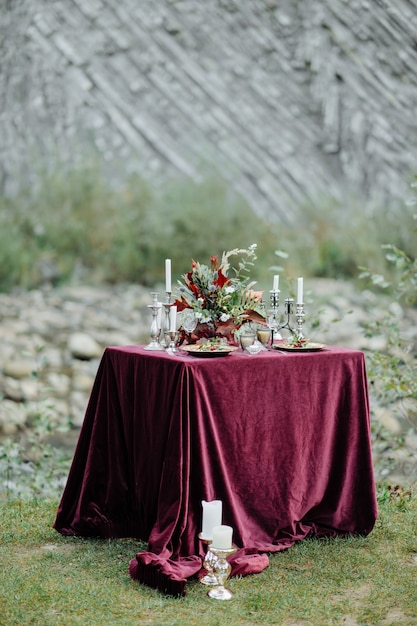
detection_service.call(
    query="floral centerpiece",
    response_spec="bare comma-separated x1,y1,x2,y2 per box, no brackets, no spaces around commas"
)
173,244,265,344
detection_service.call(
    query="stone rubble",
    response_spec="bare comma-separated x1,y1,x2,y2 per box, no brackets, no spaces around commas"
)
0,278,416,485
0,283,149,435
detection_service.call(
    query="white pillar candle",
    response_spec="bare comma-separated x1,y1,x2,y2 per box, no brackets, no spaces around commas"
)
201,500,222,539
165,259,172,293
169,305,177,332
297,277,303,304
212,524,233,550
273,274,279,292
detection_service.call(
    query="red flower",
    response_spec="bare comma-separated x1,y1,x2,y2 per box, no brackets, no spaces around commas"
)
174,297,191,312
210,255,219,270
184,272,200,297
215,268,229,288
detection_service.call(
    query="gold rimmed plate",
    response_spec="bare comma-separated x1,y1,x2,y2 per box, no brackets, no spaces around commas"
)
180,345,238,358
273,342,326,352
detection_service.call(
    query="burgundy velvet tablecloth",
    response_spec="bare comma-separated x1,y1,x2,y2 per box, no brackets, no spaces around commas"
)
54,345,377,594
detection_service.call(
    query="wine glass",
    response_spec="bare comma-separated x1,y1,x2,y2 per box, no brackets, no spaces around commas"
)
181,310,198,342
266,309,282,342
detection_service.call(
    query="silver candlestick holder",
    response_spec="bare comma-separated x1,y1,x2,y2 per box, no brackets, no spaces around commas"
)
165,330,179,355
269,289,279,312
268,289,281,343
295,302,305,340
144,292,163,351
207,545,237,600
278,298,295,335
160,294,172,348
198,533,218,586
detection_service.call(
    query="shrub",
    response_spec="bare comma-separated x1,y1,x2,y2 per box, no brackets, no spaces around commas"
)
359,193,417,414
1,158,416,293
0,165,282,290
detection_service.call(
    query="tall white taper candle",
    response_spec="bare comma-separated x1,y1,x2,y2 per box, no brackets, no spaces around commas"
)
297,277,303,304
165,259,171,293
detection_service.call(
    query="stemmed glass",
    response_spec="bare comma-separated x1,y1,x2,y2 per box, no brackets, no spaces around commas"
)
266,308,282,343
181,310,198,343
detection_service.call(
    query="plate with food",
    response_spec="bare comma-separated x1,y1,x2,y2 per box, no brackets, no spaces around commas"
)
273,340,326,352
180,340,238,358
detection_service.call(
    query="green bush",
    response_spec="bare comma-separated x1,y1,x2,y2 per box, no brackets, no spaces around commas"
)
1,159,416,292
288,194,417,281
0,165,282,290
361,234,417,405
358,179,416,447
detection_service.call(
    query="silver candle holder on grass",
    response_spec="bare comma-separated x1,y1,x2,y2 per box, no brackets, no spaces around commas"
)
199,520,236,600
198,533,218,586
207,545,237,600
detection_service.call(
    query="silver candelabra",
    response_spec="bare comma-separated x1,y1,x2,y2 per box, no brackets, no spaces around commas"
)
265,291,305,342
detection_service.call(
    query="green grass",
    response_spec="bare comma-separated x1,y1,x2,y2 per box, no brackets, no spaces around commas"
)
1,490,417,625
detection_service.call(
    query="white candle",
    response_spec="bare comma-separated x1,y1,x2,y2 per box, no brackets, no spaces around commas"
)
165,259,171,293
297,277,303,304
201,500,222,539
273,275,279,292
212,524,233,550
169,305,177,332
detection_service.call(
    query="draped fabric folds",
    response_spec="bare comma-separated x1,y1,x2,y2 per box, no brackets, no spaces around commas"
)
54,346,378,595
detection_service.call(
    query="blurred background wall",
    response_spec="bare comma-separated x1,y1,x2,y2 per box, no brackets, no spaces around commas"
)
2,0,417,223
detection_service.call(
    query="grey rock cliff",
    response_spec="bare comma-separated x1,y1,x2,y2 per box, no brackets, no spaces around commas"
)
1,0,417,220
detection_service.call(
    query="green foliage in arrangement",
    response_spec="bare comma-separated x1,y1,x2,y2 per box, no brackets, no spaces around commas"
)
1,160,416,292
0,489,416,625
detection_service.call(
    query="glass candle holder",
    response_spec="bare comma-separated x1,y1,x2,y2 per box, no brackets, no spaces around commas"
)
257,327,271,348
207,546,237,600
198,533,218,586
240,332,256,351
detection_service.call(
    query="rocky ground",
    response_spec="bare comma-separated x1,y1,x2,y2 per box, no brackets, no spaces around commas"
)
1,279,416,486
